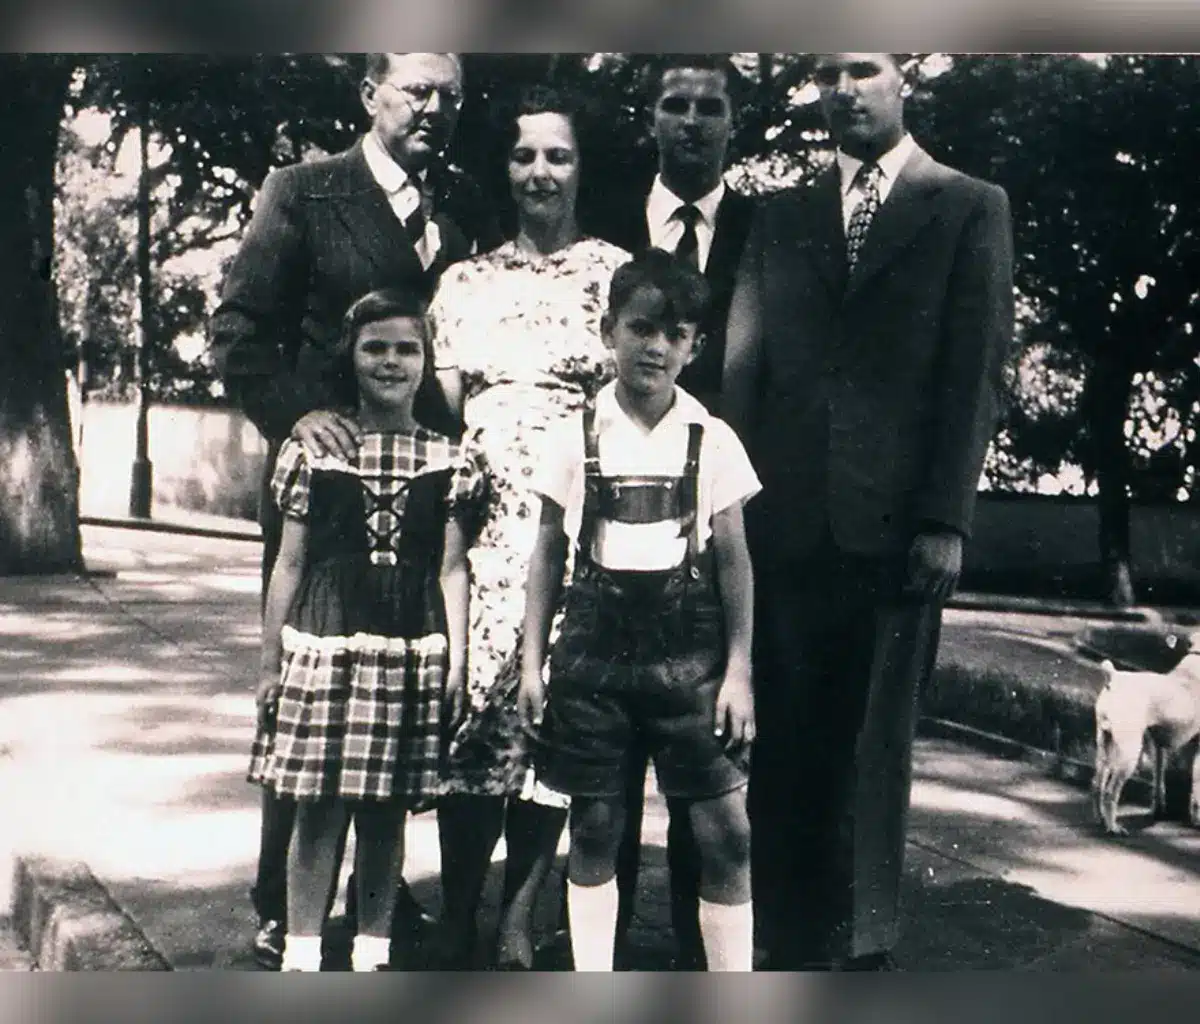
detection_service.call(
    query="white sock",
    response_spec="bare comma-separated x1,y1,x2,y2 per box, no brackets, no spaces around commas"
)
352,934,391,972
567,879,619,972
698,899,754,972
281,933,322,973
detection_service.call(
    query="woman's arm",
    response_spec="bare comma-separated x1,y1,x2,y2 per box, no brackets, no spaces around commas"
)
518,499,569,729
258,515,308,726
439,516,471,729
711,500,755,748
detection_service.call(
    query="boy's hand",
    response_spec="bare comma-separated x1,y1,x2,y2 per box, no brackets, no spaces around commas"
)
517,672,545,732
256,672,281,731
715,671,755,750
444,669,466,732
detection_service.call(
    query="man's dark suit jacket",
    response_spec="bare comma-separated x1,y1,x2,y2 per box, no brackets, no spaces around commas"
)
732,146,1013,562
601,183,755,414
211,138,501,445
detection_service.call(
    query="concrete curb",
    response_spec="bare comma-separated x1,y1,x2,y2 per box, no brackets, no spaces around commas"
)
11,857,170,971
949,591,1153,621
81,514,261,544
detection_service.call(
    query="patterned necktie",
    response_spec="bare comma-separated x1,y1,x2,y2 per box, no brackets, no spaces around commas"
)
674,204,701,270
845,163,883,272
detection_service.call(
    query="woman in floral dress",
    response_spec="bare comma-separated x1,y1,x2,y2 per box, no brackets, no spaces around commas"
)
429,84,629,968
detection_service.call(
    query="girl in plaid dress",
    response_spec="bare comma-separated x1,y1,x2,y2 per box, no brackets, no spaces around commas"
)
249,287,487,972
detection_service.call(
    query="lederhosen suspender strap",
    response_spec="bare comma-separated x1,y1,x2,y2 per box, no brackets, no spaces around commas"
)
680,421,703,578
576,406,704,578
577,407,602,572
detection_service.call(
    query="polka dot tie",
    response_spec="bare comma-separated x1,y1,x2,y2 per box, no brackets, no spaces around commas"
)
845,163,883,273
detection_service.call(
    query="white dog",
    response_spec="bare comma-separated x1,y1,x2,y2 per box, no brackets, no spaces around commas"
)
1092,632,1200,835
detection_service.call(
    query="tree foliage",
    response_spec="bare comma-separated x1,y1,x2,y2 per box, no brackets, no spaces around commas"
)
915,54,1200,601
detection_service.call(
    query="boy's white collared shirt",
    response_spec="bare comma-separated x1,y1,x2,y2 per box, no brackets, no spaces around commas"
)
533,382,761,572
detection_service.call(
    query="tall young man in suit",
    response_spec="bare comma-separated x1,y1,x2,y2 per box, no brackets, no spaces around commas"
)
596,54,755,970
211,52,500,970
723,53,1013,970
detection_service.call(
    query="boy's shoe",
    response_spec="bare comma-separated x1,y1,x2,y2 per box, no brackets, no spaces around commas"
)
253,919,285,971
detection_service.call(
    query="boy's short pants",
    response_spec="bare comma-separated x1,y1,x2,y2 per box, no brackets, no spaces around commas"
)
534,561,750,801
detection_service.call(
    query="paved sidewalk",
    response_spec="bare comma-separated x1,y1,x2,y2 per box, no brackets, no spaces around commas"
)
0,522,1196,970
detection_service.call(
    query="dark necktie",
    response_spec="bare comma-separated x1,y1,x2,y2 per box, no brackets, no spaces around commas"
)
845,163,883,272
395,179,427,246
674,204,701,270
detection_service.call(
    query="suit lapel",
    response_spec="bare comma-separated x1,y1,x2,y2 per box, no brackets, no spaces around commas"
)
806,169,849,298
329,141,425,281
845,147,944,298
705,191,746,289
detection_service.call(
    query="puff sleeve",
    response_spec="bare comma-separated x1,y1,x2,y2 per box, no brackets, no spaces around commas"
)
270,438,312,520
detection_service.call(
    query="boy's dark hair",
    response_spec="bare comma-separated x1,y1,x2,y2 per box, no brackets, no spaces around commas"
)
325,286,439,418
607,248,710,327
650,54,743,108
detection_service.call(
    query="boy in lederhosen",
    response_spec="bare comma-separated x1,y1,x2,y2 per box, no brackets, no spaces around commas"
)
518,249,760,971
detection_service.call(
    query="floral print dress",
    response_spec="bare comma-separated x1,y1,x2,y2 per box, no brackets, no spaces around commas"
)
429,237,631,803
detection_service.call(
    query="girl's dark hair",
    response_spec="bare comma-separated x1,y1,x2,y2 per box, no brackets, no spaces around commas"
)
325,286,440,423
606,248,710,326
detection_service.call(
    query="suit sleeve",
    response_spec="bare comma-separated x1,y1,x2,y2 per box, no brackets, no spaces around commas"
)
720,204,766,443
209,168,330,443
914,183,1014,537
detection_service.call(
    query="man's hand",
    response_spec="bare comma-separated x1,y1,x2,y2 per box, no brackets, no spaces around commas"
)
256,671,282,731
715,670,755,750
904,530,963,604
291,409,361,461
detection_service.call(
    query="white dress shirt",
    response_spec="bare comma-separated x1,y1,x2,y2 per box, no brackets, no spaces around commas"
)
836,133,918,232
361,130,441,269
646,176,726,273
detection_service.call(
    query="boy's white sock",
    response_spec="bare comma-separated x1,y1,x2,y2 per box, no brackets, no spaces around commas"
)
351,934,391,972
567,879,619,972
698,899,754,972
281,933,322,973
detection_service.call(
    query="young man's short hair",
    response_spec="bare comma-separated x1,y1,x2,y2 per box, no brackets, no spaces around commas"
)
651,54,743,107
364,52,463,83
607,248,710,327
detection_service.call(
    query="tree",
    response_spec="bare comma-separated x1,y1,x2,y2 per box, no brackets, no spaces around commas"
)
916,54,1200,604
0,55,81,573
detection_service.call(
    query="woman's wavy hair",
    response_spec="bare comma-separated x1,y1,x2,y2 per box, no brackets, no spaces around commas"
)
324,286,441,426
489,81,604,238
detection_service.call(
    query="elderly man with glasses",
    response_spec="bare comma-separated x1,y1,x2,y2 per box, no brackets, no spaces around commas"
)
211,51,501,971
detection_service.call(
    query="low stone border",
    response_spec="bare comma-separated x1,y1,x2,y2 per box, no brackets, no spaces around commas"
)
11,857,170,971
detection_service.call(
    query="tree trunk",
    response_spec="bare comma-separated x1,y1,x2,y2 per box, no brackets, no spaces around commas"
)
1085,352,1136,607
0,56,81,573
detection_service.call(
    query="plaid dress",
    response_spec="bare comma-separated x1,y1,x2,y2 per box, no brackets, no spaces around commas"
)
248,428,488,805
